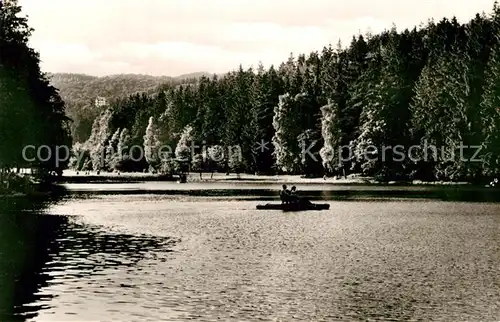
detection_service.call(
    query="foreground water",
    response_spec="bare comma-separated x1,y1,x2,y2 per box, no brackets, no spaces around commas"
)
1,186,499,321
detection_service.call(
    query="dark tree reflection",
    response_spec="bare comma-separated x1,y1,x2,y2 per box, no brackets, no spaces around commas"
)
0,195,177,321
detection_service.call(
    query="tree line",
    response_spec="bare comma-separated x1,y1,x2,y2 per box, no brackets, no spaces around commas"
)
74,4,500,182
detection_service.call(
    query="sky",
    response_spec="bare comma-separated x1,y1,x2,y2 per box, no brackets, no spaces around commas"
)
18,0,494,77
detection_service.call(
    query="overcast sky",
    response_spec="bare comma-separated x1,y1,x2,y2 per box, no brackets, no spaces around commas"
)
19,0,493,77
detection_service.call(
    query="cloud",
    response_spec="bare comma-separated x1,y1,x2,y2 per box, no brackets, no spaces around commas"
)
19,0,495,76
35,42,99,63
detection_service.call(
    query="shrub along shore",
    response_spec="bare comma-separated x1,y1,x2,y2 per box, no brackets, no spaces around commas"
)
0,172,36,196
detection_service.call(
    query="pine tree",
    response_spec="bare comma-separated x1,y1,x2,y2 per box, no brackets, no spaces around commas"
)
272,94,298,173
114,128,134,171
297,128,321,176
117,128,131,160
105,128,121,170
359,31,412,179
143,117,161,171
175,125,194,172
411,46,473,181
198,76,223,145
222,72,240,150
191,153,204,179
349,40,384,175
227,145,244,178
479,4,500,176
86,109,112,170
253,64,283,174
68,142,89,171
319,101,342,174
206,145,225,177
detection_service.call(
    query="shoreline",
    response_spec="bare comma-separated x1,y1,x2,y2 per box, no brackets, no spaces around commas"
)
3,171,495,200
56,170,484,187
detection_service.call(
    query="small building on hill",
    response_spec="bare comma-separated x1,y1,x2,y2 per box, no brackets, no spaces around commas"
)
95,96,107,107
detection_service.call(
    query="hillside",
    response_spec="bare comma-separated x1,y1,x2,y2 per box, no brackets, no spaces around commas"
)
49,72,214,102
49,73,173,103
49,72,212,142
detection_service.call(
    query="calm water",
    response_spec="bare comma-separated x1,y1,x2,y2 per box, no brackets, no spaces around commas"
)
1,185,499,321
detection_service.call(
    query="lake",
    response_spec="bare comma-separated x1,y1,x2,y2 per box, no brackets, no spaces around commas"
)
0,183,499,321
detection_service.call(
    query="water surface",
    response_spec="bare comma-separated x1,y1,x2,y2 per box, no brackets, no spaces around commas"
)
62,181,500,202
1,188,499,321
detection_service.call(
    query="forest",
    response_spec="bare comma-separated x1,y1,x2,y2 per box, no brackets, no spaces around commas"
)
72,3,500,182
0,0,72,180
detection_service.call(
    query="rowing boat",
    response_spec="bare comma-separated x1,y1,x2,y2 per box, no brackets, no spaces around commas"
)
256,202,330,211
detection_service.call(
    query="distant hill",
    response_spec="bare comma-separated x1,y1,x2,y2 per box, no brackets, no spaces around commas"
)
48,73,174,103
49,72,214,104
174,71,215,80
48,72,210,143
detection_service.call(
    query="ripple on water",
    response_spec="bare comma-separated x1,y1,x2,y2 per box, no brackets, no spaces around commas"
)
13,216,178,321
15,196,500,321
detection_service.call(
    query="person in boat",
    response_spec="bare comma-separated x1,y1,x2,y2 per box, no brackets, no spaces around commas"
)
289,186,299,203
280,184,291,204
290,186,312,206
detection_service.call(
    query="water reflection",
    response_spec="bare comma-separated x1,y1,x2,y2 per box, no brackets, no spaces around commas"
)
0,198,177,321
0,196,59,321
